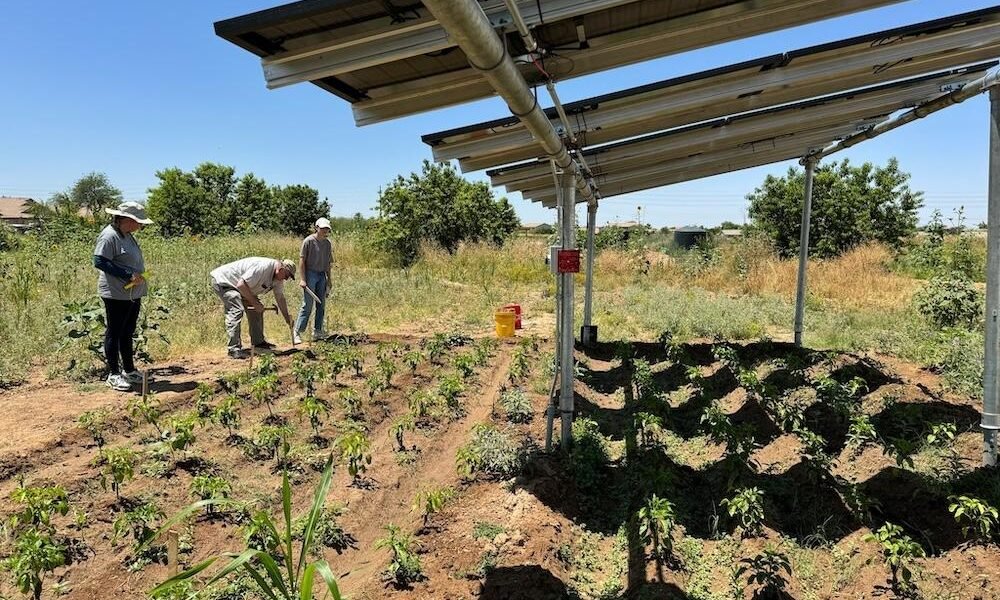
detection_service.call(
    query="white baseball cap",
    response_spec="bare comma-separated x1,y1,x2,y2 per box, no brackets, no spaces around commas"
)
315,217,332,229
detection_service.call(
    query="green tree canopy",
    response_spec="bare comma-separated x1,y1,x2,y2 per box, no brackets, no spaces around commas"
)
147,168,216,236
747,158,922,258
146,163,328,237
370,160,519,266
273,184,328,236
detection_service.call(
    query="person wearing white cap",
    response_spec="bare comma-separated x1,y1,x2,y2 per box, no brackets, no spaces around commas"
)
93,201,153,391
293,217,334,343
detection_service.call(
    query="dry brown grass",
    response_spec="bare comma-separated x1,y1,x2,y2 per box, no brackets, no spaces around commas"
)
596,240,918,310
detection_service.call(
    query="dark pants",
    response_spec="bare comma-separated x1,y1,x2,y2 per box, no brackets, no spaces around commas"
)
103,298,141,374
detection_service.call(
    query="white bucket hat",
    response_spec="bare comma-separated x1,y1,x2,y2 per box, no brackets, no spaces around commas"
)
105,201,153,225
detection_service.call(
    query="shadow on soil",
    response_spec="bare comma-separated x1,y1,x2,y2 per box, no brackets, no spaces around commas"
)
479,565,691,600
515,339,996,595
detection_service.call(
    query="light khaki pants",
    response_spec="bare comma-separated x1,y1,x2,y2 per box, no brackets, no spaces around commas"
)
211,281,264,351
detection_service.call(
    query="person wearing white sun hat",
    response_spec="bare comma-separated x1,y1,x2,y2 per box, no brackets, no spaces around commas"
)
93,201,153,392
293,217,334,343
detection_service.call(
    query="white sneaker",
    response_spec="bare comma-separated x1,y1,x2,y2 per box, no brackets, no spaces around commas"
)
106,374,132,392
293,332,303,345
122,371,143,384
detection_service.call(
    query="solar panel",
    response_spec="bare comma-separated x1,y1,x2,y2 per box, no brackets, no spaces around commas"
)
215,0,903,125
424,7,1000,173
492,63,994,204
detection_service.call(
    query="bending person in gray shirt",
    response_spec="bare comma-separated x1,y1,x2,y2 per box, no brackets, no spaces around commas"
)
210,257,296,359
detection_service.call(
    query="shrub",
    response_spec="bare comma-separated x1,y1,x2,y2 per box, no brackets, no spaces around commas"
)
865,522,925,594
8,486,70,531
212,395,241,437
390,413,415,452
374,524,423,587
568,418,610,497
456,423,528,480
336,428,372,483
413,486,454,527
2,527,67,600
914,277,983,329
292,505,351,556
340,389,363,421
721,487,766,537
499,388,532,423
252,423,294,461
165,413,198,453
948,495,999,543
633,412,663,448
99,446,137,499
189,476,232,517
113,499,165,570
636,494,676,558
194,383,215,419
747,158,921,258
0,221,20,252
737,546,792,600
300,395,330,437
77,408,112,448
369,160,519,266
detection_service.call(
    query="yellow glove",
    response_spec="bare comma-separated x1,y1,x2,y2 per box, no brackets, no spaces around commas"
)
124,271,150,290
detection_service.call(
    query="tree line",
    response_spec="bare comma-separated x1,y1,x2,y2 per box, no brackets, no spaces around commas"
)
14,161,521,266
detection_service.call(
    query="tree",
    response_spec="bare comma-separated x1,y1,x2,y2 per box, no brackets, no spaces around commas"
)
49,172,123,217
232,173,276,233
371,161,520,266
146,168,216,236
746,158,922,258
273,184,328,235
194,162,237,227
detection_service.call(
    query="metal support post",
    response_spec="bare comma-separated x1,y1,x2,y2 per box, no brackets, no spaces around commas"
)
559,171,577,448
582,199,598,346
793,159,816,347
983,86,1000,466
546,183,562,452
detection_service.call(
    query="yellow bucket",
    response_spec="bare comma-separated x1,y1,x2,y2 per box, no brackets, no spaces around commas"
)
495,310,516,338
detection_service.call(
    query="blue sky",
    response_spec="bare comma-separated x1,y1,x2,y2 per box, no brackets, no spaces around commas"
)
1,0,997,227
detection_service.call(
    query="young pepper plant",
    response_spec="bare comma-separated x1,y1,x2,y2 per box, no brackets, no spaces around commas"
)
148,459,342,600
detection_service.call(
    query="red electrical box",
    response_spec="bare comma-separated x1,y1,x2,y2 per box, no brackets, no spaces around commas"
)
557,249,581,273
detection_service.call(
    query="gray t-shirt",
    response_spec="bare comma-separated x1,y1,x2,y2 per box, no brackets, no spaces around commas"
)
94,224,146,300
300,234,333,273
210,257,285,298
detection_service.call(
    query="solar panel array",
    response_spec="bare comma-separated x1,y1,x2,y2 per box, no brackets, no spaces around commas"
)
215,1,1000,204
216,0,903,125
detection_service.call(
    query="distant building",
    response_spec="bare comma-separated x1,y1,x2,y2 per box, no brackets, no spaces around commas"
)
596,220,643,233
0,196,37,230
721,229,743,238
519,222,555,234
674,226,708,249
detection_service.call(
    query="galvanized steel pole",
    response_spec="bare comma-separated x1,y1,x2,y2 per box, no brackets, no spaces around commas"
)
559,171,577,448
583,200,597,329
546,177,562,452
983,86,1000,466
793,159,816,347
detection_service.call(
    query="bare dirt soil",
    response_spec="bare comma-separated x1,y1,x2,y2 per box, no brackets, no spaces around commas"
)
1,335,998,600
